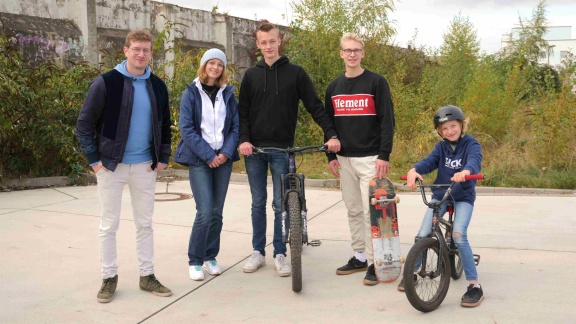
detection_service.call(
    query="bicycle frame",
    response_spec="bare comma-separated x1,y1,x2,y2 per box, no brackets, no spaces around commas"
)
409,175,484,277
412,179,455,278
253,145,327,293
253,145,327,245
401,173,484,312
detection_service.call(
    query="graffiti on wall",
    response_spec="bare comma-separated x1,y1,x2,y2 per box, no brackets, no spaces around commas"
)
15,33,83,66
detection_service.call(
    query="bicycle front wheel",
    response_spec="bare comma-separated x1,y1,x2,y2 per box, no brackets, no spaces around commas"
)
288,191,303,292
403,237,451,312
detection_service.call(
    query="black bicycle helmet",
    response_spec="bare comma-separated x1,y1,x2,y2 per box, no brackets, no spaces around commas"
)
433,105,465,128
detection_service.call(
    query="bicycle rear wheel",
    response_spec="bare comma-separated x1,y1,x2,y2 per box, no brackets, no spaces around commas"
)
403,237,450,312
288,191,303,292
450,249,463,280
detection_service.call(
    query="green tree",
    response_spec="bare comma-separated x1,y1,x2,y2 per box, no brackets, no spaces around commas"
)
499,0,559,97
420,14,480,107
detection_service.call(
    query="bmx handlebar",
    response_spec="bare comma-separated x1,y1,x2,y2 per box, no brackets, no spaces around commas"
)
253,145,327,155
401,174,485,208
400,174,485,181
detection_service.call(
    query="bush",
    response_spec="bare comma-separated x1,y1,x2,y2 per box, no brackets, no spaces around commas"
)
0,33,99,181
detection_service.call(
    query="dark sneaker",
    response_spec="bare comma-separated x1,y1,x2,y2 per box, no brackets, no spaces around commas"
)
461,284,484,307
97,275,118,303
363,264,379,286
397,274,418,292
336,256,368,275
139,274,173,297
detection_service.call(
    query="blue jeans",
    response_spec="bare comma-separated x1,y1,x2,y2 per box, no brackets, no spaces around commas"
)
414,199,478,281
187,160,232,266
244,151,289,257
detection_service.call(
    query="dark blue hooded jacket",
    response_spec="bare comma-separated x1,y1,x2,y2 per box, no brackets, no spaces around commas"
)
413,134,482,205
174,82,239,166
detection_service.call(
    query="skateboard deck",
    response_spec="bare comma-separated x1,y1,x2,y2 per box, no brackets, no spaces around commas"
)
369,176,401,282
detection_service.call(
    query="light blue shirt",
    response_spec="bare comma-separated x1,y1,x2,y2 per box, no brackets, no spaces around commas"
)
114,61,153,164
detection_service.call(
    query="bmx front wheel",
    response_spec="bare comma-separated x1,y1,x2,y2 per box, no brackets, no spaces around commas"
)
288,191,303,292
403,237,451,312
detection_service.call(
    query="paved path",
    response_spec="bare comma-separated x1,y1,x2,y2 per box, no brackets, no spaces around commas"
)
0,180,574,323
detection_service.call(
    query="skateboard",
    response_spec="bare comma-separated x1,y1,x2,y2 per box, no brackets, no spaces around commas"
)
368,176,401,282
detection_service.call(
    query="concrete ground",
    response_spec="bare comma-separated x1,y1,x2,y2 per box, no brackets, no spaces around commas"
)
0,177,575,323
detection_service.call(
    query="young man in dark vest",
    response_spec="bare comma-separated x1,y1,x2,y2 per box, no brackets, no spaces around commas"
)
76,29,173,303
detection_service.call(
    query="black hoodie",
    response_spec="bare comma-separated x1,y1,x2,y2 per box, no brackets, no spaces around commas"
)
238,56,337,147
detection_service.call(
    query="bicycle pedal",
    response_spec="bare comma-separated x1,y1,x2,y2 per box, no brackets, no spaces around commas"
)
474,254,481,266
307,240,322,247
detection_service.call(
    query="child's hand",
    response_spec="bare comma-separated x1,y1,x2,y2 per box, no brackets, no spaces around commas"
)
451,170,471,182
406,168,422,190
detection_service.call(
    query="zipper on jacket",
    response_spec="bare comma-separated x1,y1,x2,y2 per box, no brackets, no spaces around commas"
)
117,79,134,164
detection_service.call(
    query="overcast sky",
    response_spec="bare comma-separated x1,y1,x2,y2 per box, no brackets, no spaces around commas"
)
163,0,576,53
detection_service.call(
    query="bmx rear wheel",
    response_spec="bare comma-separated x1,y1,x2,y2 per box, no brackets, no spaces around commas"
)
403,237,451,312
288,191,303,292
450,250,463,280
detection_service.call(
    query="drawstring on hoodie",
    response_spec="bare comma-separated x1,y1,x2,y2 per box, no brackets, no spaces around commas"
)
275,67,278,95
263,63,279,95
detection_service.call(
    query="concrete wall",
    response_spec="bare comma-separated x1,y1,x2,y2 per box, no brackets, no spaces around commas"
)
0,0,262,75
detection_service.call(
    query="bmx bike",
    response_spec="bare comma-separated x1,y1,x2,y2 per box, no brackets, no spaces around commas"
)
400,174,484,312
253,145,327,292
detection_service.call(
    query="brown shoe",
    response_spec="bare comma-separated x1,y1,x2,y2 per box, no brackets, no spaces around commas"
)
139,274,173,297
97,275,118,303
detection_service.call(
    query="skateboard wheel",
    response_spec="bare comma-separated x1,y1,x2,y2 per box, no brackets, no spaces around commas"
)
400,257,405,263
395,196,400,204
375,259,383,266
370,198,377,205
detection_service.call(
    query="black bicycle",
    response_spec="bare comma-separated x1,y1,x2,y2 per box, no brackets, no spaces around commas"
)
253,145,327,292
401,174,484,312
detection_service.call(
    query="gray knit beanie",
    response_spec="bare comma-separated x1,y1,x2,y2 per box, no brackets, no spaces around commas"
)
200,48,227,67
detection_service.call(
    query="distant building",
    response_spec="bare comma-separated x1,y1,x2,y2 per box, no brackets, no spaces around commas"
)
501,26,576,67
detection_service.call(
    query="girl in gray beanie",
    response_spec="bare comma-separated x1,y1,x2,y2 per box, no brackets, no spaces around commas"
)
200,48,227,67
175,47,239,281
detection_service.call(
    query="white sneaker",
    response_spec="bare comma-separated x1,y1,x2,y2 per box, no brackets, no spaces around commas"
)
203,260,222,276
243,251,266,273
189,265,204,281
274,254,291,277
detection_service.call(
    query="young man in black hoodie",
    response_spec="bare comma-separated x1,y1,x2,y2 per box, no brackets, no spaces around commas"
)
239,22,340,277
325,33,395,285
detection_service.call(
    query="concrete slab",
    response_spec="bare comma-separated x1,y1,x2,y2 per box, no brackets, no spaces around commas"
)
0,181,574,323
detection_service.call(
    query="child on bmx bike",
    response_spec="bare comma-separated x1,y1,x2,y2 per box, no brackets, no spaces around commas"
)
399,105,484,307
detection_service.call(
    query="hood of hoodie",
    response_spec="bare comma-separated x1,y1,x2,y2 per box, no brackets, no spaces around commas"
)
255,56,289,95
114,60,151,80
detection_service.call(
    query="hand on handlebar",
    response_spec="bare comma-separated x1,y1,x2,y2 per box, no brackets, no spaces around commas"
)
324,138,341,153
239,142,254,156
450,170,471,183
406,168,423,190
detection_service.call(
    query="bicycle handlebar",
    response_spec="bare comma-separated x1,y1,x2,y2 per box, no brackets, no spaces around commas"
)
253,145,327,155
400,174,485,181
401,174,485,208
